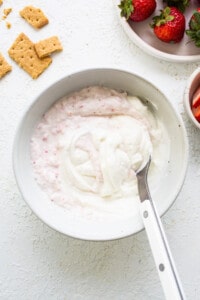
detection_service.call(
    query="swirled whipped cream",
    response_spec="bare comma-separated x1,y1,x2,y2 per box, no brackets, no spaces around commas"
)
30,86,170,219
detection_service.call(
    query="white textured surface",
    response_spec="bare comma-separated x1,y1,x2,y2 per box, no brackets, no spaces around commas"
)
0,0,200,299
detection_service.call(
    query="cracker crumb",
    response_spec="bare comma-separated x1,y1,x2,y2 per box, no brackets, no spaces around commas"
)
4,8,12,16
35,36,63,58
8,33,52,79
2,8,12,20
0,52,12,79
0,0,3,6
19,6,49,29
6,21,11,29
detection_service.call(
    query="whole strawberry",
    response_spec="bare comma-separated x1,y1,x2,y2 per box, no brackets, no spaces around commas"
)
151,7,185,43
186,8,200,47
163,0,190,13
119,0,156,22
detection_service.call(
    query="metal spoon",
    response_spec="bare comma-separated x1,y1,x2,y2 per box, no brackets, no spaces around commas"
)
136,157,186,300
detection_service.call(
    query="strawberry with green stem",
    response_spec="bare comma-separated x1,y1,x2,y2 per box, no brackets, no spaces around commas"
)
163,0,190,13
119,0,156,22
151,6,185,43
186,8,200,47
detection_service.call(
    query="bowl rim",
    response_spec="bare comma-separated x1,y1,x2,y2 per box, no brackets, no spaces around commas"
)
184,67,200,129
12,67,189,241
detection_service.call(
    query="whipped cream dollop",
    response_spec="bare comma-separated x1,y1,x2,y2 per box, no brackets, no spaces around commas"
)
30,86,170,219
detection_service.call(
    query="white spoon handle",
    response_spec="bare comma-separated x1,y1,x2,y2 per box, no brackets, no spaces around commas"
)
140,200,186,300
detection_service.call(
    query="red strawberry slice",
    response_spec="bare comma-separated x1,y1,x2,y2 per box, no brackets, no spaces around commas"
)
192,105,200,122
192,86,200,108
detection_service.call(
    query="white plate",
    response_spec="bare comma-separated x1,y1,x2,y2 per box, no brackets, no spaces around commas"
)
114,0,200,62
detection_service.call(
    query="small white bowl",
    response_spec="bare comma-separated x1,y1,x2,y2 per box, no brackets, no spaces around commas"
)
184,67,200,130
13,68,188,241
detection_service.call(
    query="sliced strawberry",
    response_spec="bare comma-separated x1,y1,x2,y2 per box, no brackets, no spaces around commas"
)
192,86,200,108
192,105,200,122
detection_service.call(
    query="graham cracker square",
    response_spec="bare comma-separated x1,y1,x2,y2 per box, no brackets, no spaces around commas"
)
34,36,63,58
0,52,12,79
8,33,52,79
20,6,49,29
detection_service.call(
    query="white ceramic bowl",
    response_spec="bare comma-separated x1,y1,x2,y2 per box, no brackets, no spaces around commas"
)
184,67,200,130
13,68,188,241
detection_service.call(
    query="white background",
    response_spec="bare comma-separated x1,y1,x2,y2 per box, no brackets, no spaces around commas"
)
0,0,200,299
